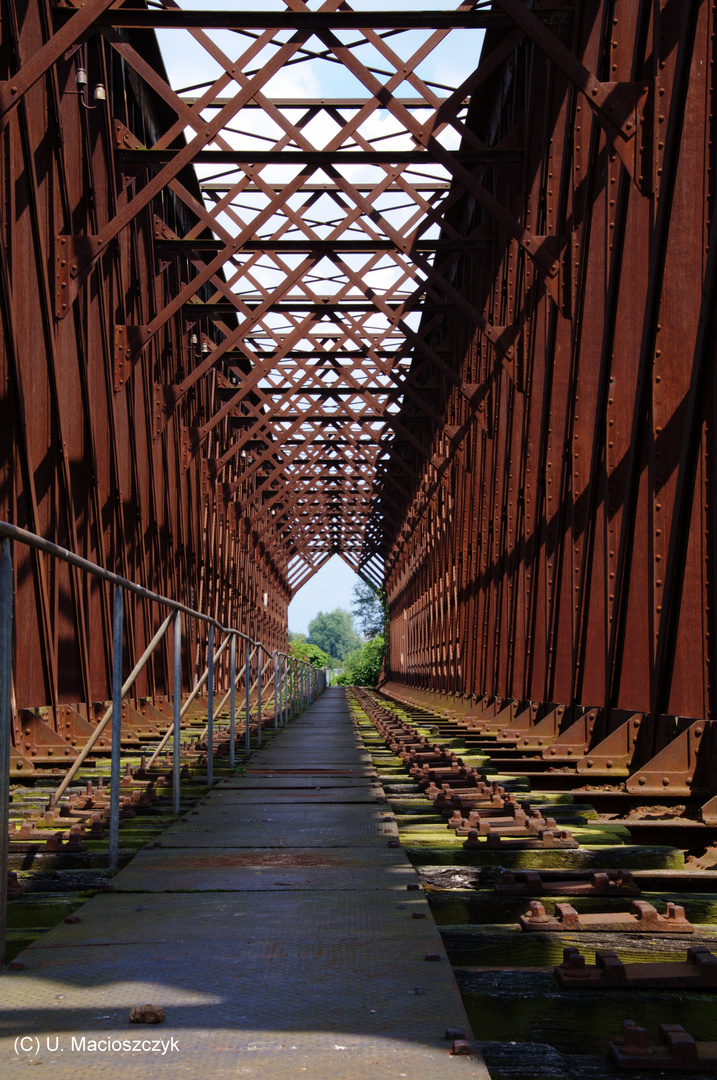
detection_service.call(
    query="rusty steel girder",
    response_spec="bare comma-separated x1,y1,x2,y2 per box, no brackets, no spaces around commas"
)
0,0,715,813
380,1,717,793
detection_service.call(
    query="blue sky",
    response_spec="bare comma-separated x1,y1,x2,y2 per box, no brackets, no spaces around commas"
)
287,554,359,634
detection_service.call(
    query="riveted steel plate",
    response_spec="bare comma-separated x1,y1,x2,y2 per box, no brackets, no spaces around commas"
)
110,848,419,891
158,804,399,847
203,789,384,804
20,890,438,948
245,767,377,776
0,694,488,1079
1,896,487,1078
216,776,378,789
258,733,360,743
248,753,373,766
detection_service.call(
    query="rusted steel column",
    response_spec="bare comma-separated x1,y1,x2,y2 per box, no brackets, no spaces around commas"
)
0,540,13,965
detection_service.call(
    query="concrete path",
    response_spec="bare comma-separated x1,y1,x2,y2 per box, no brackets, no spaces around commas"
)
0,688,489,1079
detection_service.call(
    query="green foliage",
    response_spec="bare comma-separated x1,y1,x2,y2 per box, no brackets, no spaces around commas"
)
335,635,385,686
350,580,386,638
307,608,361,661
289,638,331,669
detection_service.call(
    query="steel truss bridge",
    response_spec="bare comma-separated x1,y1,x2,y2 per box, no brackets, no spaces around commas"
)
0,0,715,790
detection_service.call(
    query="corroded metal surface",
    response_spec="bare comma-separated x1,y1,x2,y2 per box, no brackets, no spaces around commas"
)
0,690,489,1079
1,0,716,806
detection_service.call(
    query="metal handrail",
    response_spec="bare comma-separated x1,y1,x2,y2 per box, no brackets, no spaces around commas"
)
0,521,259,642
0,520,327,966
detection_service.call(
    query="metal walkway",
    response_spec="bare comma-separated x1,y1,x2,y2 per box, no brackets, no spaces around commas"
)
0,688,488,1079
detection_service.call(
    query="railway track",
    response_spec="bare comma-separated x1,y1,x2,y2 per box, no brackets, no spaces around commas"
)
349,686,717,1080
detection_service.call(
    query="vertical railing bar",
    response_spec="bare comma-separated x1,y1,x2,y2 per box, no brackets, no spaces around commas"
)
278,655,283,727
229,635,236,768
57,609,174,799
283,656,288,724
206,625,214,788
273,651,279,729
280,648,287,725
0,540,13,967
256,644,262,748
108,586,124,872
245,637,251,753
196,643,256,739
172,611,181,817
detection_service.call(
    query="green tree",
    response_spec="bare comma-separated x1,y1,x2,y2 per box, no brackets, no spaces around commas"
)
350,580,386,638
307,608,361,661
289,638,331,669
335,635,385,686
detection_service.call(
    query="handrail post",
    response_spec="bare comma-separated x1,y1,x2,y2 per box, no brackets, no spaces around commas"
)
206,625,214,787
296,659,300,714
0,540,13,966
245,637,251,753
108,586,124,871
285,656,289,723
281,656,286,725
256,644,262,747
60,610,174,794
229,634,236,768
285,657,289,723
145,630,232,769
273,651,279,729
288,659,293,716
173,612,181,816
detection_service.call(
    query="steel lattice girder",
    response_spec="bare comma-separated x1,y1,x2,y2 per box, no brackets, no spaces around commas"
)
1,0,715,755
42,0,550,594
381,0,717,738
